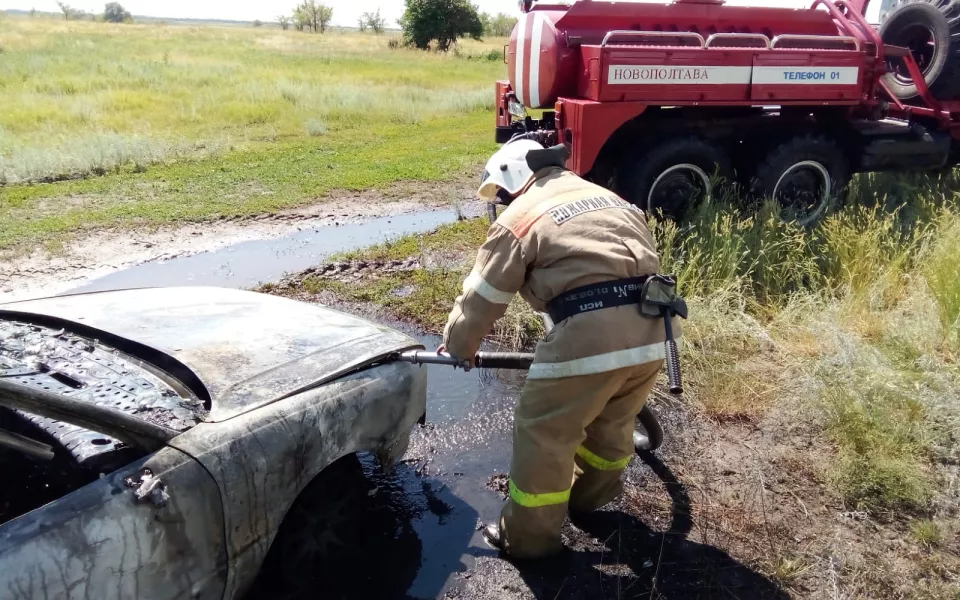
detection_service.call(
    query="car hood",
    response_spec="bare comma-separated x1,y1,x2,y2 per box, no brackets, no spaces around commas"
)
0,287,422,421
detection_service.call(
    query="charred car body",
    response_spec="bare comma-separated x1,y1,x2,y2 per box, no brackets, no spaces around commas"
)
0,287,427,599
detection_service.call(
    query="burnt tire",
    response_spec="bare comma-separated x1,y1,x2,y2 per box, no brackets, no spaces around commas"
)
247,453,420,600
880,0,960,100
617,137,733,221
748,135,849,227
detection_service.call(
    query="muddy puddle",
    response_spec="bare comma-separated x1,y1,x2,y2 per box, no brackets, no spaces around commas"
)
65,210,460,294
399,333,525,598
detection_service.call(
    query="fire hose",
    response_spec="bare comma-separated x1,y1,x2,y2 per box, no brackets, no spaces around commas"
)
394,349,665,452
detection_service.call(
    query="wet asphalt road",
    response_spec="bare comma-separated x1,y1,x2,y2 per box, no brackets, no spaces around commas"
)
59,208,526,598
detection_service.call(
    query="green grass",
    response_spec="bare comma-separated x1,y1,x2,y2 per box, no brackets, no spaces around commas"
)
0,15,507,249
911,519,946,549
0,112,497,249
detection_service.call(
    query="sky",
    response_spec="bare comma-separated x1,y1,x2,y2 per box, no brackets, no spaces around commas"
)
0,0,883,29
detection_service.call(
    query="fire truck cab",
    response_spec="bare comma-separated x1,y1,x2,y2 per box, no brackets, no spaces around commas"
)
494,0,960,225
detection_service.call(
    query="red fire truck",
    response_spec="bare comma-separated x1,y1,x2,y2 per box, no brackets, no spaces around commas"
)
494,0,960,224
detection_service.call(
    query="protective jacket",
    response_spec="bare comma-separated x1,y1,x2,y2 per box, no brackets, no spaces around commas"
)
442,166,682,559
442,167,681,376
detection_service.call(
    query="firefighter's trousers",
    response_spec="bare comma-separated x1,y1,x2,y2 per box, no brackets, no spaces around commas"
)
498,359,663,559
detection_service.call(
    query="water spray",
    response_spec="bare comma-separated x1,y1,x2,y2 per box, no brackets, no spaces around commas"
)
393,348,664,452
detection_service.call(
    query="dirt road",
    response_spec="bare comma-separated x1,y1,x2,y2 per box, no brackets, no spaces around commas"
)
0,196,482,303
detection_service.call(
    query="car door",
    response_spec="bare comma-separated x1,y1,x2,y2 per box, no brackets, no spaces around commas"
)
0,444,228,600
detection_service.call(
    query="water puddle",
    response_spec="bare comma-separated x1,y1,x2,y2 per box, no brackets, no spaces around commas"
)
65,210,459,294
392,332,526,599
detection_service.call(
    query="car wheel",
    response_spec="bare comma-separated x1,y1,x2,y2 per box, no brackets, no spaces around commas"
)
247,453,421,600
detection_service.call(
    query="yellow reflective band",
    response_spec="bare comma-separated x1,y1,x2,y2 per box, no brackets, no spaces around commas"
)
508,479,571,508
576,445,631,471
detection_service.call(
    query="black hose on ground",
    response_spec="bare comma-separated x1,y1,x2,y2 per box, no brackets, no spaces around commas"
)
634,404,664,453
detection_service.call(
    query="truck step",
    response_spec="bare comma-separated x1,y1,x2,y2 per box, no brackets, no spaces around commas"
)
854,120,951,172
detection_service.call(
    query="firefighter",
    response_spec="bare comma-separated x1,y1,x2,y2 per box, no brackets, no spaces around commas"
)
439,138,682,559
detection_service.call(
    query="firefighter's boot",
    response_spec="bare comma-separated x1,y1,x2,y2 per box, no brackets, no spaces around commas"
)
481,523,506,553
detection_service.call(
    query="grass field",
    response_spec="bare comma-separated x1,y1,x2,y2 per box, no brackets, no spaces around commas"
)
0,14,506,250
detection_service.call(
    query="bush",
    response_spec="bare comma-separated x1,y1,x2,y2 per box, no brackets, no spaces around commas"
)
103,2,131,23
454,48,504,61
305,118,328,137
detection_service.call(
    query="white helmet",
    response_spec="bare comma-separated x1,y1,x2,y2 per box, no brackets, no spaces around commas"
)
477,138,544,201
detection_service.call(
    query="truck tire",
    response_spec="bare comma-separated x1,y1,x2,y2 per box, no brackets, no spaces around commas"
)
617,137,733,221
749,135,849,227
880,0,960,101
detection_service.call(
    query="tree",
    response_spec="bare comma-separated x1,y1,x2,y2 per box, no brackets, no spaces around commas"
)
253,19,263,27
399,0,483,51
358,17,367,32
278,15,290,30
482,12,516,37
103,2,131,23
293,9,308,31
317,4,333,33
292,1,333,34
363,8,386,34
58,2,90,20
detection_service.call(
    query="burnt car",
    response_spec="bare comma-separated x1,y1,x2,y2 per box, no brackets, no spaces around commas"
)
0,287,427,600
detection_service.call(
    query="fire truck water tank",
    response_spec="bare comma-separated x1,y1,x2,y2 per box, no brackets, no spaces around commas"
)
508,10,577,109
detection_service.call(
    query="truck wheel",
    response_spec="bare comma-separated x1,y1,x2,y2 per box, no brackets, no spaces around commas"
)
880,0,960,100
617,137,732,221
749,136,849,227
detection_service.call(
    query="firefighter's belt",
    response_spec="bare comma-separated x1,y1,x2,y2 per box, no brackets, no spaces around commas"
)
546,276,650,324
